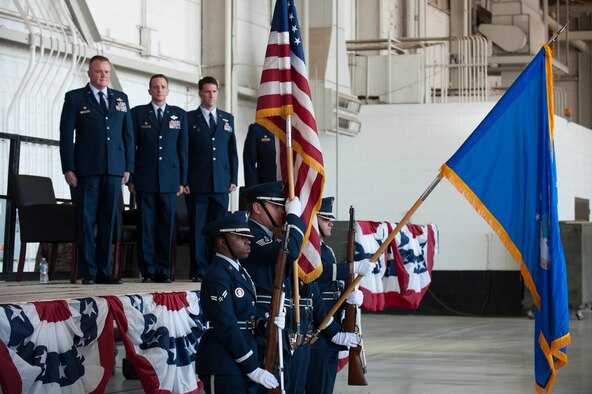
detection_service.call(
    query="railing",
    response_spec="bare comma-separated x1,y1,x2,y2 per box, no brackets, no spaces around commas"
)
346,36,489,104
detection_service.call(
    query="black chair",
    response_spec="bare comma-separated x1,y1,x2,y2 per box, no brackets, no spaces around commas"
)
12,175,77,282
113,192,137,279
171,194,190,281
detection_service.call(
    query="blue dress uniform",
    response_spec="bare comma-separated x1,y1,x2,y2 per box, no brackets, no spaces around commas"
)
186,108,238,278
130,103,188,281
59,83,134,281
197,212,266,394
307,197,349,394
243,123,277,188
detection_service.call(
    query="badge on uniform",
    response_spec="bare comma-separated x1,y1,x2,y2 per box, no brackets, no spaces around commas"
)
211,290,228,302
169,115,181,130
141,122,151,128
79,106,90,114
261,137,271,142
256,236,273,246
115,98,127,112
223,119,232,133
235,287,245,298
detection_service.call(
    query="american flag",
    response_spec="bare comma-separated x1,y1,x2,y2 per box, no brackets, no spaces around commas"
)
256,0,324,282
0,298,114,393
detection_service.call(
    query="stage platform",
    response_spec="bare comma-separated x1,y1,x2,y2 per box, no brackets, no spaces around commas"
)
0,279,201,304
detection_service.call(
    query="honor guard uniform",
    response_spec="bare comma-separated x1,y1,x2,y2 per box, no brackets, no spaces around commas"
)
306,197,376,394
243,123,277,188
196,211,282,393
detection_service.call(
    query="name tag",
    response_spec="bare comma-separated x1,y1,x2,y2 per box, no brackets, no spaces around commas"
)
79,109,90,114
141,124,151,128
261,137,271,142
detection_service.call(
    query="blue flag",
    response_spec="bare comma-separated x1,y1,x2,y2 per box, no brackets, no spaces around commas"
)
441,45,570,393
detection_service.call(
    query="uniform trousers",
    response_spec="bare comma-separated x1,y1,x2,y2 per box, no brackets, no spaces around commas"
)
306,349,339,394
136,191,176,278
74,175,120,279
199,373,257,394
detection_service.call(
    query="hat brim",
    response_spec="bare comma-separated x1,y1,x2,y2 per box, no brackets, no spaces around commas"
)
317,213,335,221
228,231,254,238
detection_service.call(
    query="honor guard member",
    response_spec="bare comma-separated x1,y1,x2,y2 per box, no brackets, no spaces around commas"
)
243,123,277,188
197,211,284,393
129,74,188,283
59,55,134,285
185,76,239,282
306,197,376,394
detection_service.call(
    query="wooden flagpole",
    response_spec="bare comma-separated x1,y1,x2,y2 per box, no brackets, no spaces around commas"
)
316,172,444,331
285,115,303,345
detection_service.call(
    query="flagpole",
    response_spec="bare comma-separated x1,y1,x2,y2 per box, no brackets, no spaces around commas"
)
316,173,444,331
285,115,303,346
547,18,572,45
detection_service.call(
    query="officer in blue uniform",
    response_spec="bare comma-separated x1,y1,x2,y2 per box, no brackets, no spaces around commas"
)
129,74,188,283
185,76,239,281
243,123,277,188
197,211,282,393
59,55,134,285
306,197,376,393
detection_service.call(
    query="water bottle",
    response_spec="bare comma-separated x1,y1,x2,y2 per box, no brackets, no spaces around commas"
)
39,258,49,284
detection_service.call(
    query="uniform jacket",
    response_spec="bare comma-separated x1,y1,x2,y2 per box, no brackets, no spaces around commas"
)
59,83,134,176
197,254,261,376
130,103,188,193
243,123,277,188
186,108,238,193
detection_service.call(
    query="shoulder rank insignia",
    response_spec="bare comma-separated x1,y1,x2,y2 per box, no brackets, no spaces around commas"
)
210,290,228,302
256,236,273,246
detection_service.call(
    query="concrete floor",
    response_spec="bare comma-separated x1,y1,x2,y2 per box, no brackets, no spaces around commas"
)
106,310,592,394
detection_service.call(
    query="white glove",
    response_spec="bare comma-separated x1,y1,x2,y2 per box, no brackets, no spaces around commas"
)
331,332,359,348
345,289,364,307
353,259,376,276
247,367,279,389
274,310,286,330
285,196,301,216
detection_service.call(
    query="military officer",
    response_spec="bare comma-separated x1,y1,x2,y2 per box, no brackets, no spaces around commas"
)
306,197,376,393
243,123,277,188
185,76,239,282
59,55,134,285
129,74,188,283
197,211,283,393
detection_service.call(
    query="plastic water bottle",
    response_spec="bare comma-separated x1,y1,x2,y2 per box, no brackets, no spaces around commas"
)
39,258,49,284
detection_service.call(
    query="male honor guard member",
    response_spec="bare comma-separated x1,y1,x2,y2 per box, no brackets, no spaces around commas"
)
243,123,277,188
306,197,376,394
197,211,284,393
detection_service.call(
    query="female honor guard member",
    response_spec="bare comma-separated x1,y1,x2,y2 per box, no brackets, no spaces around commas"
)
306,197,376,394
196,211,284,393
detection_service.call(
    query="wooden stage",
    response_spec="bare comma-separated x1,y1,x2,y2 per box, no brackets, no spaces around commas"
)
0,279,202,304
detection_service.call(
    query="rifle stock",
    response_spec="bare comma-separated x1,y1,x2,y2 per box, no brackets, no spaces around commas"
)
263,224,290,394
344,206,368,386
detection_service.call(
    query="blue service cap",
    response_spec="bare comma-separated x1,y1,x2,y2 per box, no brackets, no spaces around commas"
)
241,181,285,205
317,197,335,220
202,211,253,237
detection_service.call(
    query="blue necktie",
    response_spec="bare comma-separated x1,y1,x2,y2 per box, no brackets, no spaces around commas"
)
209,112,216,133
98,91,108,115
157,108,163,127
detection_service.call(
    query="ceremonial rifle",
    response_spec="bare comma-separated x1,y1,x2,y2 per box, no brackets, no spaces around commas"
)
343,206,368,385
263,224,290,394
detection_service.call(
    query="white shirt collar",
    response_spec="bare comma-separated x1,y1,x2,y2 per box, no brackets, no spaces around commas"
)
89,84,107,100
152,102,166,114
200,106,217,121
250,219,274,238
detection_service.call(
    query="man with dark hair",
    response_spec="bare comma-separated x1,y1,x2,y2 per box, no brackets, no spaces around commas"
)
59,55,134,285
185,76,238,282
197,211,282,393
129,74,188,283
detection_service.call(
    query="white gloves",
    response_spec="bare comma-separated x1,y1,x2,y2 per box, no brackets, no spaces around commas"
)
247,368,279,389
346,289,364,307
331,332,359,348
353,259,376,276
285,196,301,216
274,310,286,330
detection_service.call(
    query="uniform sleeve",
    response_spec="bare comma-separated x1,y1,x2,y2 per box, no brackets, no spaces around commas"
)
201,269,259,374
308,282,341,339
122,95,135,173
228,115,239,185
178,109,189,186
59,92,76,173
243,124,259,188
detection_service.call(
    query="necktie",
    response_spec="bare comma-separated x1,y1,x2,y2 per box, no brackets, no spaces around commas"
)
157,108,163,127
98,91,108,115
209,112,216,133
